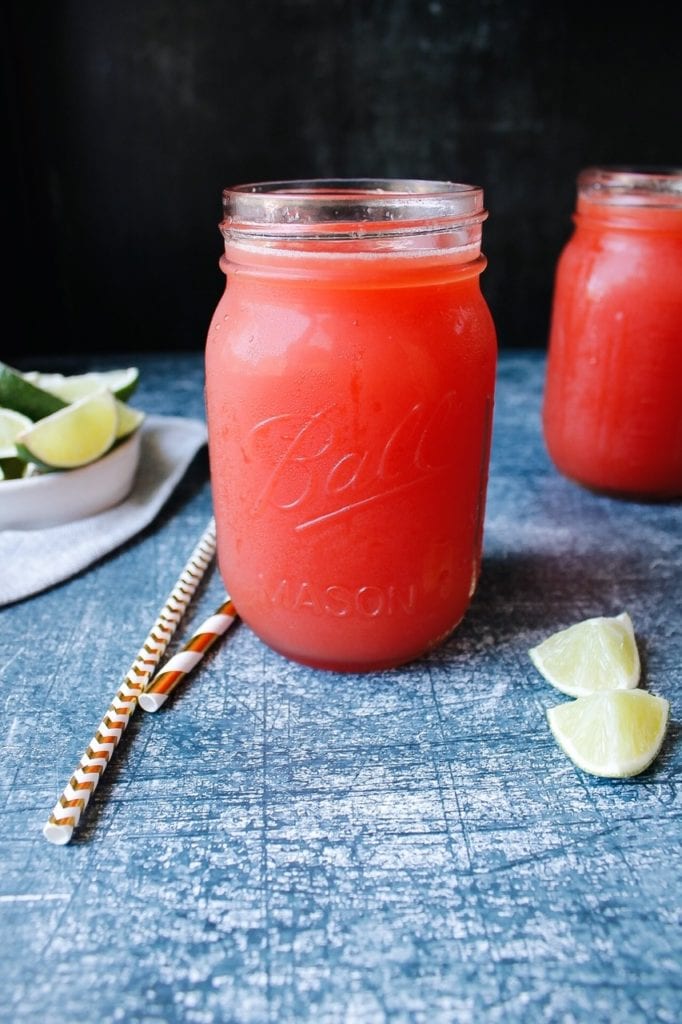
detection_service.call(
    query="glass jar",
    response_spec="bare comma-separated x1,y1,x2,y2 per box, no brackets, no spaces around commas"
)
543,166,682,498
205,179,497,672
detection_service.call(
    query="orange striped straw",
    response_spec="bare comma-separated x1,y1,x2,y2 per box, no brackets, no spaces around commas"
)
138,597,238,712
42,517,217,846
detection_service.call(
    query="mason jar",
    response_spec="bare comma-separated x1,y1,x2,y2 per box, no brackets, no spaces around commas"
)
205,179,497,671
543,166,682,499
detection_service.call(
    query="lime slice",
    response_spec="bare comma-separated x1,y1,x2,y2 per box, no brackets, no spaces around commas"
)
0,363,66,420
15,389,118,469
0,408,33,458
24,367,140,403
115,400,145,440
547,689,669,778
529,612,640,697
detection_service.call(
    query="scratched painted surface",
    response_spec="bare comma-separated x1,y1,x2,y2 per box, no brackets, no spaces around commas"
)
1,352,680,1024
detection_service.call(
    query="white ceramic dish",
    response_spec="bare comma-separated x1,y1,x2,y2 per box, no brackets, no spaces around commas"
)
0,428,142,530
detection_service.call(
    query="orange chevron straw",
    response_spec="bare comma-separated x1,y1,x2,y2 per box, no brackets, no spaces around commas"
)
138,597,238,712
43,517,217,846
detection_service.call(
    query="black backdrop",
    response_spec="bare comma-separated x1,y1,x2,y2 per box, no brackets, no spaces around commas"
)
4,0,681,363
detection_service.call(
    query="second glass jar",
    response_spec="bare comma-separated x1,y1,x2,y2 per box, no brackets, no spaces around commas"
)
543,166,682,499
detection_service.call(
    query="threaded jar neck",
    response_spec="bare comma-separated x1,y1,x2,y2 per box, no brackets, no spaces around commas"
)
574,167,682,232
220,179,488,258
578,166,682,205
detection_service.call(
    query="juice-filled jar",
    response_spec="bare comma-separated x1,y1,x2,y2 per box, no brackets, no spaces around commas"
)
543,167,682,498
205,179,497,672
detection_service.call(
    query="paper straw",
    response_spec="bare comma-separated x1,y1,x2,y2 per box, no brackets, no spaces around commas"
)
42,517,217,846
138,597,238,712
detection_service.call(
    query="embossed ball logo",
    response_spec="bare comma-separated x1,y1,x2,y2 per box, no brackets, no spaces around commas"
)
247,392,462,531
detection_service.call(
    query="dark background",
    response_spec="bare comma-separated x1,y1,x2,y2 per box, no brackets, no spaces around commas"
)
4,0,681,363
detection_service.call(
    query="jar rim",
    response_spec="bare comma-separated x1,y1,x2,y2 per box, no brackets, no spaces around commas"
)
221,178,487,239
578,166,682,207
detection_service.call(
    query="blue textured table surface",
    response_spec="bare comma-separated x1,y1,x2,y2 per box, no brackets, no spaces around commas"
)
1,350,680,1024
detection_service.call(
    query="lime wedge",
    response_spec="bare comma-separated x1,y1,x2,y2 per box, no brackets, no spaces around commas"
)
0,363,66,420
115,400,145,440
529,612,640,697
0,408,33,458
24,366,140,403
547,689,669,778
15,389,118,469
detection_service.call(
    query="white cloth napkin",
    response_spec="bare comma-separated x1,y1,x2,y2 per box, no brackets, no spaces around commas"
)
0,414,208,606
